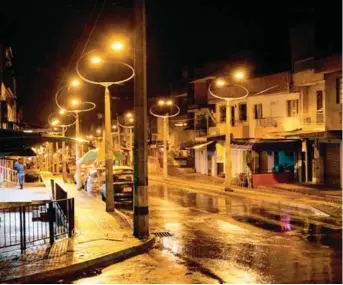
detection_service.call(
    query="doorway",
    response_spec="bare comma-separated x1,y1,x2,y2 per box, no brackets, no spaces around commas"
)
307,140,313,182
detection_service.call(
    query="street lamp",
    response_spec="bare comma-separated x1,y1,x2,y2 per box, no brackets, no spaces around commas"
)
118,112,135,167
150,99,180,179
71,99,79,106
48,112,77,181
55,81,96,190
76,47,134,212
208,72,249,191
111,41,124,51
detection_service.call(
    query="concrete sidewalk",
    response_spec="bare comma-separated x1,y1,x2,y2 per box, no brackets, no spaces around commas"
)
0,172,154,283
149,173,342,221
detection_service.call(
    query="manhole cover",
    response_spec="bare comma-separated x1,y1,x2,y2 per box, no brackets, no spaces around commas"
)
152,232,173,237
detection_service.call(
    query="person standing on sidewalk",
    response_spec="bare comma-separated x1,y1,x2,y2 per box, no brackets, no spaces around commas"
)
14,158,25,189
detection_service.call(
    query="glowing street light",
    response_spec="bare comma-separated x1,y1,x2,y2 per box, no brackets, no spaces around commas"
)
51,119,60,126
112,125,117,129
208,75,249,190
71,80,80,87
234,71,245,80
76,46,135,214
59,109,65,115
128,117,134,123
96,129,102,134
126,112,133,118
149,100,180,179
111,41,124,51
71,99,79,106
90,56,102,64
216,79,225,87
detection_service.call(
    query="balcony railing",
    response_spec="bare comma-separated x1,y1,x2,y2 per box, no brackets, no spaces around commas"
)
255,115,325,128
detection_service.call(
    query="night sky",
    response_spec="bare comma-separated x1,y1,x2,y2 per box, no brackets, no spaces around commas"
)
0,0,341,128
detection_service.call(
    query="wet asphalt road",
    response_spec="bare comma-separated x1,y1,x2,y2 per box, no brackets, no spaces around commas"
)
71,182,342,284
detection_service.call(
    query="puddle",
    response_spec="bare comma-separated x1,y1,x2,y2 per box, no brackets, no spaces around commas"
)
232,215,284,232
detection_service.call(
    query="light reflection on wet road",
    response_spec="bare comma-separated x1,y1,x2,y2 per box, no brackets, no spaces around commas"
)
73,182,342,284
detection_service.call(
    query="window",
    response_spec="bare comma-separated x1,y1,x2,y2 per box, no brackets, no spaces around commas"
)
239,103,247,121
316,90,323,111
219,105,226,122
253,104,263,119
337,77,342,104
287,100,299,117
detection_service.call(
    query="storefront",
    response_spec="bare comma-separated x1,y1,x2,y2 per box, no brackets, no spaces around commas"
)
208,138,301,188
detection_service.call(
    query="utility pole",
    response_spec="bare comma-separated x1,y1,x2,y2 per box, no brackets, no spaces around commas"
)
133,0,149,239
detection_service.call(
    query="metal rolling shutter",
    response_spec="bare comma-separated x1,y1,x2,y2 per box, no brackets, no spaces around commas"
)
324,144,341,186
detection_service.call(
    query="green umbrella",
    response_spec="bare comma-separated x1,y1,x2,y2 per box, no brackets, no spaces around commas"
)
80,148,126,165
113,150,126,160
79,148,99,164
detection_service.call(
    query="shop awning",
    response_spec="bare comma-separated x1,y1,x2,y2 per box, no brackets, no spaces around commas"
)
231,139,301,152
186,140,215,150
181,138,301,152
231,141,254,150
0,129,78,157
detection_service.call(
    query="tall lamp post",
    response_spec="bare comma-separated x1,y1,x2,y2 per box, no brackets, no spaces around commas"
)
76,48,134,212
149,99,180,179
208,72,248,191
118,112,134,166
48,112,77,182
55,82,96,190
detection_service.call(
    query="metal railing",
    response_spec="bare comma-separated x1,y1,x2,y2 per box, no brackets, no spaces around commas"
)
0,166,18,185
255,115,325,128
0,181,74,253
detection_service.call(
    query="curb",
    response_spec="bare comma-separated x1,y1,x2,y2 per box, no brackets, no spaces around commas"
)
149,176,330,217
5,236,155,284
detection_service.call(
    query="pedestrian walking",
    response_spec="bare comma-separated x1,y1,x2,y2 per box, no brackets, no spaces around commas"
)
14,158,25,189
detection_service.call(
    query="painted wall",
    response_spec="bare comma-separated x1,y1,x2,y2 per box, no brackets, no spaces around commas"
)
252,172,294,188
210,92,302,138
307,83,325,124
324,71,342,130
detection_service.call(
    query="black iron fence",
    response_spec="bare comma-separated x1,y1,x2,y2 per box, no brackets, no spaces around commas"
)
0,181,74,253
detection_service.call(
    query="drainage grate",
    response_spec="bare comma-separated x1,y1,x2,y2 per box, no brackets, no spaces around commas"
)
152,232,173,237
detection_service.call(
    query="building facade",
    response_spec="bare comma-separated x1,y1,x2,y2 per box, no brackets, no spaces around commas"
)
0,45,19,130
155,60,342,188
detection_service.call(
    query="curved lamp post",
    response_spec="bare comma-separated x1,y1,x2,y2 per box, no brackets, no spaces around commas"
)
48,112,77,182
208,73,249,190
76,49,134,212
117,112,135,166
55,85,96,189
149,100,180,179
